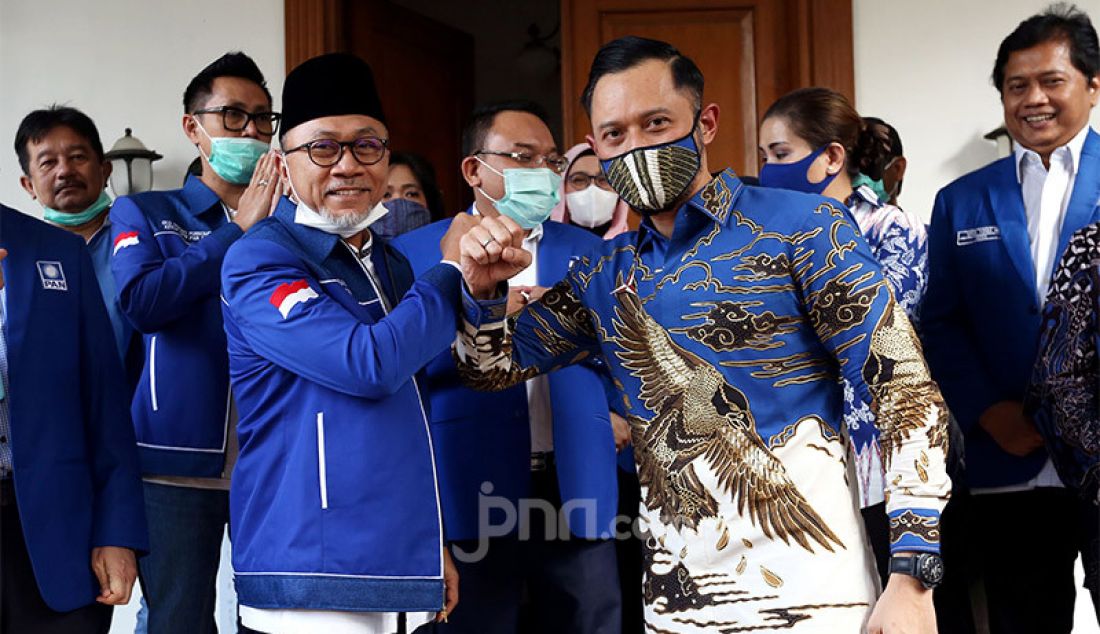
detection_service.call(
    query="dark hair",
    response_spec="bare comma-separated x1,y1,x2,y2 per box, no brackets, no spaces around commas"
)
993,3,1100,94
763,87,892,180
183,51,272,113
862,117,904,179
581,36,704,115
15,105,104,174
390,152,446,218
461,100,550,157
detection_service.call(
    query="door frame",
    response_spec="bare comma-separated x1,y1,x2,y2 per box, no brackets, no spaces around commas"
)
560,0,854,145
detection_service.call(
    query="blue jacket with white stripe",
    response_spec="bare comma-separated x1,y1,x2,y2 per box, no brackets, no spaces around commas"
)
110,176,242,477
220,197,461,611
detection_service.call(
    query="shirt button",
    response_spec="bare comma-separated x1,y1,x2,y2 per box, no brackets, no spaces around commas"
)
0,436,7,443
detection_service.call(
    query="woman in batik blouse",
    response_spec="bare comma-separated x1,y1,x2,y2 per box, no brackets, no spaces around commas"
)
757,87,928,584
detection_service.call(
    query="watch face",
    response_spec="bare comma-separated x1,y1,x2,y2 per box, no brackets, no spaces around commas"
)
919,554,945,586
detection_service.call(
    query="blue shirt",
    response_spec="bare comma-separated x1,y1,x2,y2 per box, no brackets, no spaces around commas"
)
87,217,132,361
456,170,951,557
843,186,930,507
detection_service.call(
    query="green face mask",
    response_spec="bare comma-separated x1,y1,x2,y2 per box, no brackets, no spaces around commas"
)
194,119,269,185
42,189,112,227
851,172,891,205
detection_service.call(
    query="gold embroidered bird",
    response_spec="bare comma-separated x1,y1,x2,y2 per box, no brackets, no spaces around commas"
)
611,288,843,553
861,299,949,467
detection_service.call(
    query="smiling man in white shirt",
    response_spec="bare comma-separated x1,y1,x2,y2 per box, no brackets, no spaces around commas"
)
923,5,1100,633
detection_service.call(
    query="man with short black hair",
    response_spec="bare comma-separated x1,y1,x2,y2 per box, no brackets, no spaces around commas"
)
394,101,623,633
455,36,951,633
14,106,131,361
109,51,281,634
924,5,1100,633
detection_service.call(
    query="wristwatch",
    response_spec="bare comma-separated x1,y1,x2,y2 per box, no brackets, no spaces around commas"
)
889,553,944,589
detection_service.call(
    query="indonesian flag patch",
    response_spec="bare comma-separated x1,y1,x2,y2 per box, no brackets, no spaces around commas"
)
113,231,140,255
270,279,319,319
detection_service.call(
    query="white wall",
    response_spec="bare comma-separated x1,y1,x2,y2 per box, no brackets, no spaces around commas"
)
854,0,1100,221
0,0,285,216
3,0,1099,631
0,1,284,631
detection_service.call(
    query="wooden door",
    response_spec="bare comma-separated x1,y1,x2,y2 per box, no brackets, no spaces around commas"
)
561,0,854,177
285,0,475,214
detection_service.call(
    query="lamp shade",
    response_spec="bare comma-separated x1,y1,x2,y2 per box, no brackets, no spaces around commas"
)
105,128,162,196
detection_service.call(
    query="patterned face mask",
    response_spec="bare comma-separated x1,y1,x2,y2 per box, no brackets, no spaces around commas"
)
600,118,702,215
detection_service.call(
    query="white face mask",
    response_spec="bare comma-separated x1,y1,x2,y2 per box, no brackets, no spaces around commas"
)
565,185,619,228
293,198,388,238
284,159,388,238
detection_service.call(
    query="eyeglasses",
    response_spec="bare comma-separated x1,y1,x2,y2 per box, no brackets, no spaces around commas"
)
284,137,389,167
474,150,568,174
193,106,281,136
567,172,611,190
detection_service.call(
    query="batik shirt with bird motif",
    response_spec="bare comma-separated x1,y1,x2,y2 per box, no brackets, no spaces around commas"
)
455,169,951,632
844,185,929,509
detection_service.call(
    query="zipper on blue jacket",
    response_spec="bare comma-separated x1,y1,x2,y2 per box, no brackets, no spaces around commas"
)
149,335,159,412
317,412,328,509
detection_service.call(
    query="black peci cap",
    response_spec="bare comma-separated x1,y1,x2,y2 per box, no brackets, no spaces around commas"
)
280,53,386,138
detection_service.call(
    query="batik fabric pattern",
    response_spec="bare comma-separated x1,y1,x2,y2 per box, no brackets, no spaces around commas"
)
1027,221,1100,500
455,169,951,632
844,185,929,508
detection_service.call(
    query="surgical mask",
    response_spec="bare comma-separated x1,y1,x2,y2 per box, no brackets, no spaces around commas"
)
758,146,839,195
566,185,619,228
293,199,388,238
42,189,112,227
851,172,890,205
850,156,901,204
476,158,560,229
600,119,702,214
288,173,388,238
194,119,269,185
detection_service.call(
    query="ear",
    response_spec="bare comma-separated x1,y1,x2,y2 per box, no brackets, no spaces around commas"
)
101,159,113,186
823,142,847,175
461,155,482,188
892,156,908,181
1088,74,1100,107
182,114,202,146
698,103,720,146
277,154,291,185
19,174,37,200
584,133,599,156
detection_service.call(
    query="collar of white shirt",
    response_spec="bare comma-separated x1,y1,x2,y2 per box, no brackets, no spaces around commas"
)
1014,124,1091,183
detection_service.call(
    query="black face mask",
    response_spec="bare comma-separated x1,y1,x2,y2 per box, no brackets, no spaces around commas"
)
599,114,702,215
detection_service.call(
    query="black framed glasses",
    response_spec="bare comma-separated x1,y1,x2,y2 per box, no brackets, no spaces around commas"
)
474,150,568,174
193,106,281,135
284,137,389,167
567,171,611,190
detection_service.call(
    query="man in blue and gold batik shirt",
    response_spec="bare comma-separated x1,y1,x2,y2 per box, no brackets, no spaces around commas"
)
451,37,951,633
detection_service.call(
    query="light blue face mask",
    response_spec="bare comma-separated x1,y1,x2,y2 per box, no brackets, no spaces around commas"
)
42,189,112,226
194,119,269,185
476,158,561,229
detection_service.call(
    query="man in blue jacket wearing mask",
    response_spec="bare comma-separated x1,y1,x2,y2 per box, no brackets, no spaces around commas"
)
109,51,282,633
394,101,623,634
222,52,475,633
0,205,147,633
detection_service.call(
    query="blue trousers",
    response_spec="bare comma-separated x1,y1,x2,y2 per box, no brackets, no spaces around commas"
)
137,482,229,634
